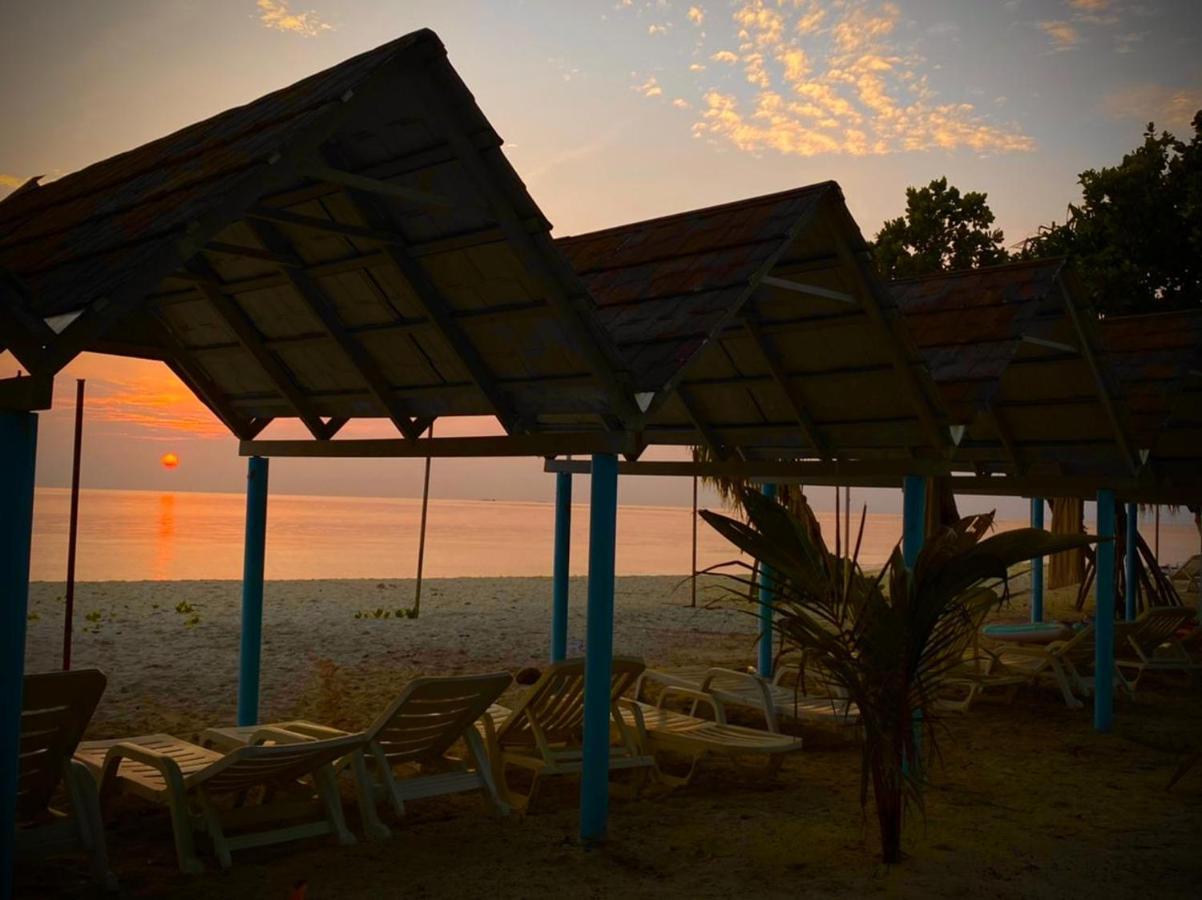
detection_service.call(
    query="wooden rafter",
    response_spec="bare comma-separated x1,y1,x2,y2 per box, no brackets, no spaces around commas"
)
299,162,458,210
985,402,1023,475
760,275,855,305
187,262,331,439
675,386,730,460
329,182,524,434
0,268,56,372
245,206,408,246
741,316,831,459
244,218,423,440
407,64,641,428
1059,282,1139,474
204,241,301,267
240,430,640,459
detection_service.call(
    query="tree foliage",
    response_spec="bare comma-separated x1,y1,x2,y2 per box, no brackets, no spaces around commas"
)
872,177,1009,280
1021,112,1202,314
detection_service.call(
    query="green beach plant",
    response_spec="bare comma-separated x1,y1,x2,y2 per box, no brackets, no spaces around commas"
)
700,488,1098,863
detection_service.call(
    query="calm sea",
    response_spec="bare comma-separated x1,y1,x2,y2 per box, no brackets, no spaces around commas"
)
27,488,1200,582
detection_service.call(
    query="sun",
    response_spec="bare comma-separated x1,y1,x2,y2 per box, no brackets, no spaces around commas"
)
160,452,180,470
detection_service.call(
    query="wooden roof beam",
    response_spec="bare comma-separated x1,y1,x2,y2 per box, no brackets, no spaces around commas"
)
244,218,423,441
187,263,331,439
204,241,302,267
245,206,409,246
985,402,1024,476
760,275,856,305
330,183,524,434
0,268,56,372
741,316,832,460
241,430,641,459
408,65,642,429
675,387,733,461
298,162,458,210
1059,282,1139,474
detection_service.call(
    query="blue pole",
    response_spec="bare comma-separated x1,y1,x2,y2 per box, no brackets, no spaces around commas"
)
237,456,269,727
758,482,777,678
1124,502,1138,621
1,411,38,900
580,453,618,844
550,472,572,663
1095,490,1116,733
902,475,926,569
1031,498,1045,623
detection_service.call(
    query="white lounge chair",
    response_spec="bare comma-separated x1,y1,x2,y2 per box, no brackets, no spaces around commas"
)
1114,606,1200,691
75,728,363,873
199,671,512,836
15,669,116,890
478,657,655,811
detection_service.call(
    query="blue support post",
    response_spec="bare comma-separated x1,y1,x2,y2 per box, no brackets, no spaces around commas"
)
1,411,38,900
580,453,618,844
1031,498,1045,624
902,475,926,569
1124,502,1138,621
758,482,777,678
550,472,572,663
1095,490,1116,733
237,456,269,727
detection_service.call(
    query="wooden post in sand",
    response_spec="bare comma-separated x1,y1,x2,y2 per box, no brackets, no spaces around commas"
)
1094,489,1116,733
412,424,433,618
690,475,698,608
237,457,269,727
62,379,85,670
757,482,777,678
1030,497,1045,623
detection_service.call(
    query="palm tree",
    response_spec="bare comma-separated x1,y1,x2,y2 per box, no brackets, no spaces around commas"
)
700,488,1098,863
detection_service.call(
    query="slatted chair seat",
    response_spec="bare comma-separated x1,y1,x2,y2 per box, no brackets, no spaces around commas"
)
75,729,364,873
15,669,116,890
200,671,512,838
479,658,655,811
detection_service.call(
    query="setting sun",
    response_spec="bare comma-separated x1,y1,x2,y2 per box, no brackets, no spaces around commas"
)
160,452,180,470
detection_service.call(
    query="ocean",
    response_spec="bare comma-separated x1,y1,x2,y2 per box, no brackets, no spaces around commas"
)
27,487,1199,582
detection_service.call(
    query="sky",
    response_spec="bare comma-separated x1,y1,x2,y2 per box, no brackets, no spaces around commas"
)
2,0,1200,512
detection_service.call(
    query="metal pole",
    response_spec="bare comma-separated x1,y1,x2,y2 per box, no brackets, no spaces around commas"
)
237,456,269,727
690,475,698,608
758,482,778,678
1,410,38,900
62,379,85,670
1153,505,1159,562
550,471,572,662
1030,497,1045,624
1124,502,1138,621
412,423,434,618
902,475,926,569
1095,489,1116,733
580,452,618,844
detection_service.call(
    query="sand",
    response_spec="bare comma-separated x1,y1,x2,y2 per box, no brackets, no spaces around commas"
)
17,574,1202,899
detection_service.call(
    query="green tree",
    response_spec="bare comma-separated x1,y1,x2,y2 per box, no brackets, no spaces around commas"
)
872,177,1009,279
1022,112,1202,313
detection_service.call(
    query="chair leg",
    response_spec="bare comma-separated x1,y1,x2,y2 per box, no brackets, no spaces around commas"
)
371,744,406,820
313,765,356,847
66,762,118,890
349,750,391,841
464,728,509,816
160,773,205,874
1050,661,1084,709
196,792,233,870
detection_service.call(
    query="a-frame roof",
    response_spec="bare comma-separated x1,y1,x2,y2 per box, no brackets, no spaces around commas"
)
0,30,639,439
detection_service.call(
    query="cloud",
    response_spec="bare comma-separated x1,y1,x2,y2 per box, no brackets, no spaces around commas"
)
1038,20,1080,49
1068,0,1109,10
634,75,663,98
648,23,668,36
672,98,692,109
78,374,230,439
689,63,707,71
256,0,332,37
687,6,704,26
672,1,1033,158
1103,83,1202,132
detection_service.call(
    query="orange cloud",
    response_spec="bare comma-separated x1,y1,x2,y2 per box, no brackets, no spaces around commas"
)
256,0,332,37
1103,83,1202,132
1038,20,1080,50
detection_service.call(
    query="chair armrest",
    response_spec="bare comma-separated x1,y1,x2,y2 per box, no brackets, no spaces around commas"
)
248,725,318,746
656,685,728,724
273,721,351,741
701,668,778,732
98,742,186,795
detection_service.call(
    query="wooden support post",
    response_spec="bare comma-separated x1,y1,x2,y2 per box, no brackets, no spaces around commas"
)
237,457,269,727
62,379,86,670
758,482,777,678
691,475,699,609
580,453,618,844
551,471,572,663
1030,498,1045,624
1125,502,1138,621
1095,489,1116,733
1,410,38,900
412,428,433,617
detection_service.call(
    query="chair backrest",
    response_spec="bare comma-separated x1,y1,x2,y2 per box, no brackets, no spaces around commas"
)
18,669,106,820
1123,607,1196,654
495,657,644,748
190,732,365,795
367,671,512,765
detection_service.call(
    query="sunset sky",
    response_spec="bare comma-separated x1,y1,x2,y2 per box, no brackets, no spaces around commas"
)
2,0,1199,509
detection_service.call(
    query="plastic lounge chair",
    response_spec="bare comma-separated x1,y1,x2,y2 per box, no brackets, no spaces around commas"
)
990,625,1103,708
75,728,364,873
1114,606,1200,691
634,664,859,734
15,669,116,890
477,657,655,811
616,685,802,786
199,672,512,837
